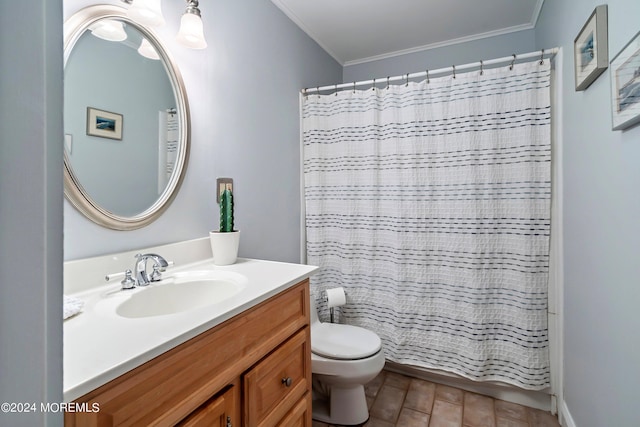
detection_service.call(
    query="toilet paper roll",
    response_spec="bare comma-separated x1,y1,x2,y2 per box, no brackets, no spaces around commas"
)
325,287,347,309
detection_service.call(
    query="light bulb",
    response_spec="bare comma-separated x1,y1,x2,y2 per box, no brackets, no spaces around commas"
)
138,38,160,60
90,20,127,42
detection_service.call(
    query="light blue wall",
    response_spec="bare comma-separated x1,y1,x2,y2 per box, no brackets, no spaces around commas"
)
535,1,640,426
0,1,64,426
343,29,536,83
63,0,342,261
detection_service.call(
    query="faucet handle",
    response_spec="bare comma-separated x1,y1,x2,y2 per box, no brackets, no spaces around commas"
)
121,269,136,290
149,260,174,282
150,264,163,282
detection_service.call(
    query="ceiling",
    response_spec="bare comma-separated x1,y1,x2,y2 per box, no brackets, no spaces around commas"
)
270,0,545,66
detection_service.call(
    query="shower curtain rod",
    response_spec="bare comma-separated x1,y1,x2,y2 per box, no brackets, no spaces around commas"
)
303,47,558,94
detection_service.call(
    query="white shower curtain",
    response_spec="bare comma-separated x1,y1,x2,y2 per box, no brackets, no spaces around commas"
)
302,60,551,390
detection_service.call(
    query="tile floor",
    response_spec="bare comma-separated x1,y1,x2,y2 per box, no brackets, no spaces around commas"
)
312,370,561,427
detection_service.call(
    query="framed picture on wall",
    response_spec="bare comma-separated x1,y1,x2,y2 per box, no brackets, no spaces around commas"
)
610,31,640,131
574,5,608,91
86,107,123,140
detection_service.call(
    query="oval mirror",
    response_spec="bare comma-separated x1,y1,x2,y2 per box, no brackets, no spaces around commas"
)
63,5,190,230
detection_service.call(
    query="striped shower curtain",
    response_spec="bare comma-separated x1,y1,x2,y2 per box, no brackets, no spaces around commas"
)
302,60,551,390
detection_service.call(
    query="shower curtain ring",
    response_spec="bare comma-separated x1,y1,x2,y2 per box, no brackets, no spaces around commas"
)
303,87,308,99
452,65,456,79
426,69,429,84
480,60,484,75
372,78,376,91
405,73,409,86
540,49,545,65
335,84,338,96
510,54,516,70
353,81,356,93
386,76,390,89
317,86,320,98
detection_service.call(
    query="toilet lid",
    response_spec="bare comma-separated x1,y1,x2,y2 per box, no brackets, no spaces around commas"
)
311,323,382,360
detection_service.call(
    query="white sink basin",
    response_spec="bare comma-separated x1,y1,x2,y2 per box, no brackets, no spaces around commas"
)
115,270,247,318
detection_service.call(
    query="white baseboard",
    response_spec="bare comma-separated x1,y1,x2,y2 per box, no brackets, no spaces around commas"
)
559,399,577,427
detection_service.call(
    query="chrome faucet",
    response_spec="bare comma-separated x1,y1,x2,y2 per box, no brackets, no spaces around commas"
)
134,253,169,286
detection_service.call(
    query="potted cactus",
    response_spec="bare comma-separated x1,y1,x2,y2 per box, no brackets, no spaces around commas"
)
219,185,234,232
209,183,240,265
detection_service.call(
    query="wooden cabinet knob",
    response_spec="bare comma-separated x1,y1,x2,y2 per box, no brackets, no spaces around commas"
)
281,377,292,387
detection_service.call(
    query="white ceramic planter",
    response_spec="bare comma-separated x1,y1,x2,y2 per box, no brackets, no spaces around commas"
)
209,231,240,265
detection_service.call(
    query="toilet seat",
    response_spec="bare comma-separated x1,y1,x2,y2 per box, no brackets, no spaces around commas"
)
311,323,381,360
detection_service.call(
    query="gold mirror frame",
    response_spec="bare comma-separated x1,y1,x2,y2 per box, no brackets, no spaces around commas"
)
63,5,190,230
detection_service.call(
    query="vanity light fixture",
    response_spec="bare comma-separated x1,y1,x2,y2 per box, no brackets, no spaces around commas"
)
90,19,127,42
176,0,207,49
126,0,165,27
121,0,208,50
138,38,160,60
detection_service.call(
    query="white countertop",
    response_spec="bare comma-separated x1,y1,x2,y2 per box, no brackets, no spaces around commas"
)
63,257,318,402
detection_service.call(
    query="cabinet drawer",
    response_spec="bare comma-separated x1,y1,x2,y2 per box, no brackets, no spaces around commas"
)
244,328,311,427
277,393,312,427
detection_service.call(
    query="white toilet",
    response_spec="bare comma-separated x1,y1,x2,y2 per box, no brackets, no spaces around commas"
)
310,297,385,425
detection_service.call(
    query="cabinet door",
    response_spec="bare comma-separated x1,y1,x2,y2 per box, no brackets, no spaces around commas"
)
177,384,238,427
244,328,311,427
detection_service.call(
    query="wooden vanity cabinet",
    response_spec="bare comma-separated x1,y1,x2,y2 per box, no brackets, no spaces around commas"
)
65,280,311,427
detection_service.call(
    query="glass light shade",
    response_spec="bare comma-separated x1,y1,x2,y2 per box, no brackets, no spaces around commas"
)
176,13,207,49
138,38,160,60
127,0,165,27
90,20,127,42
